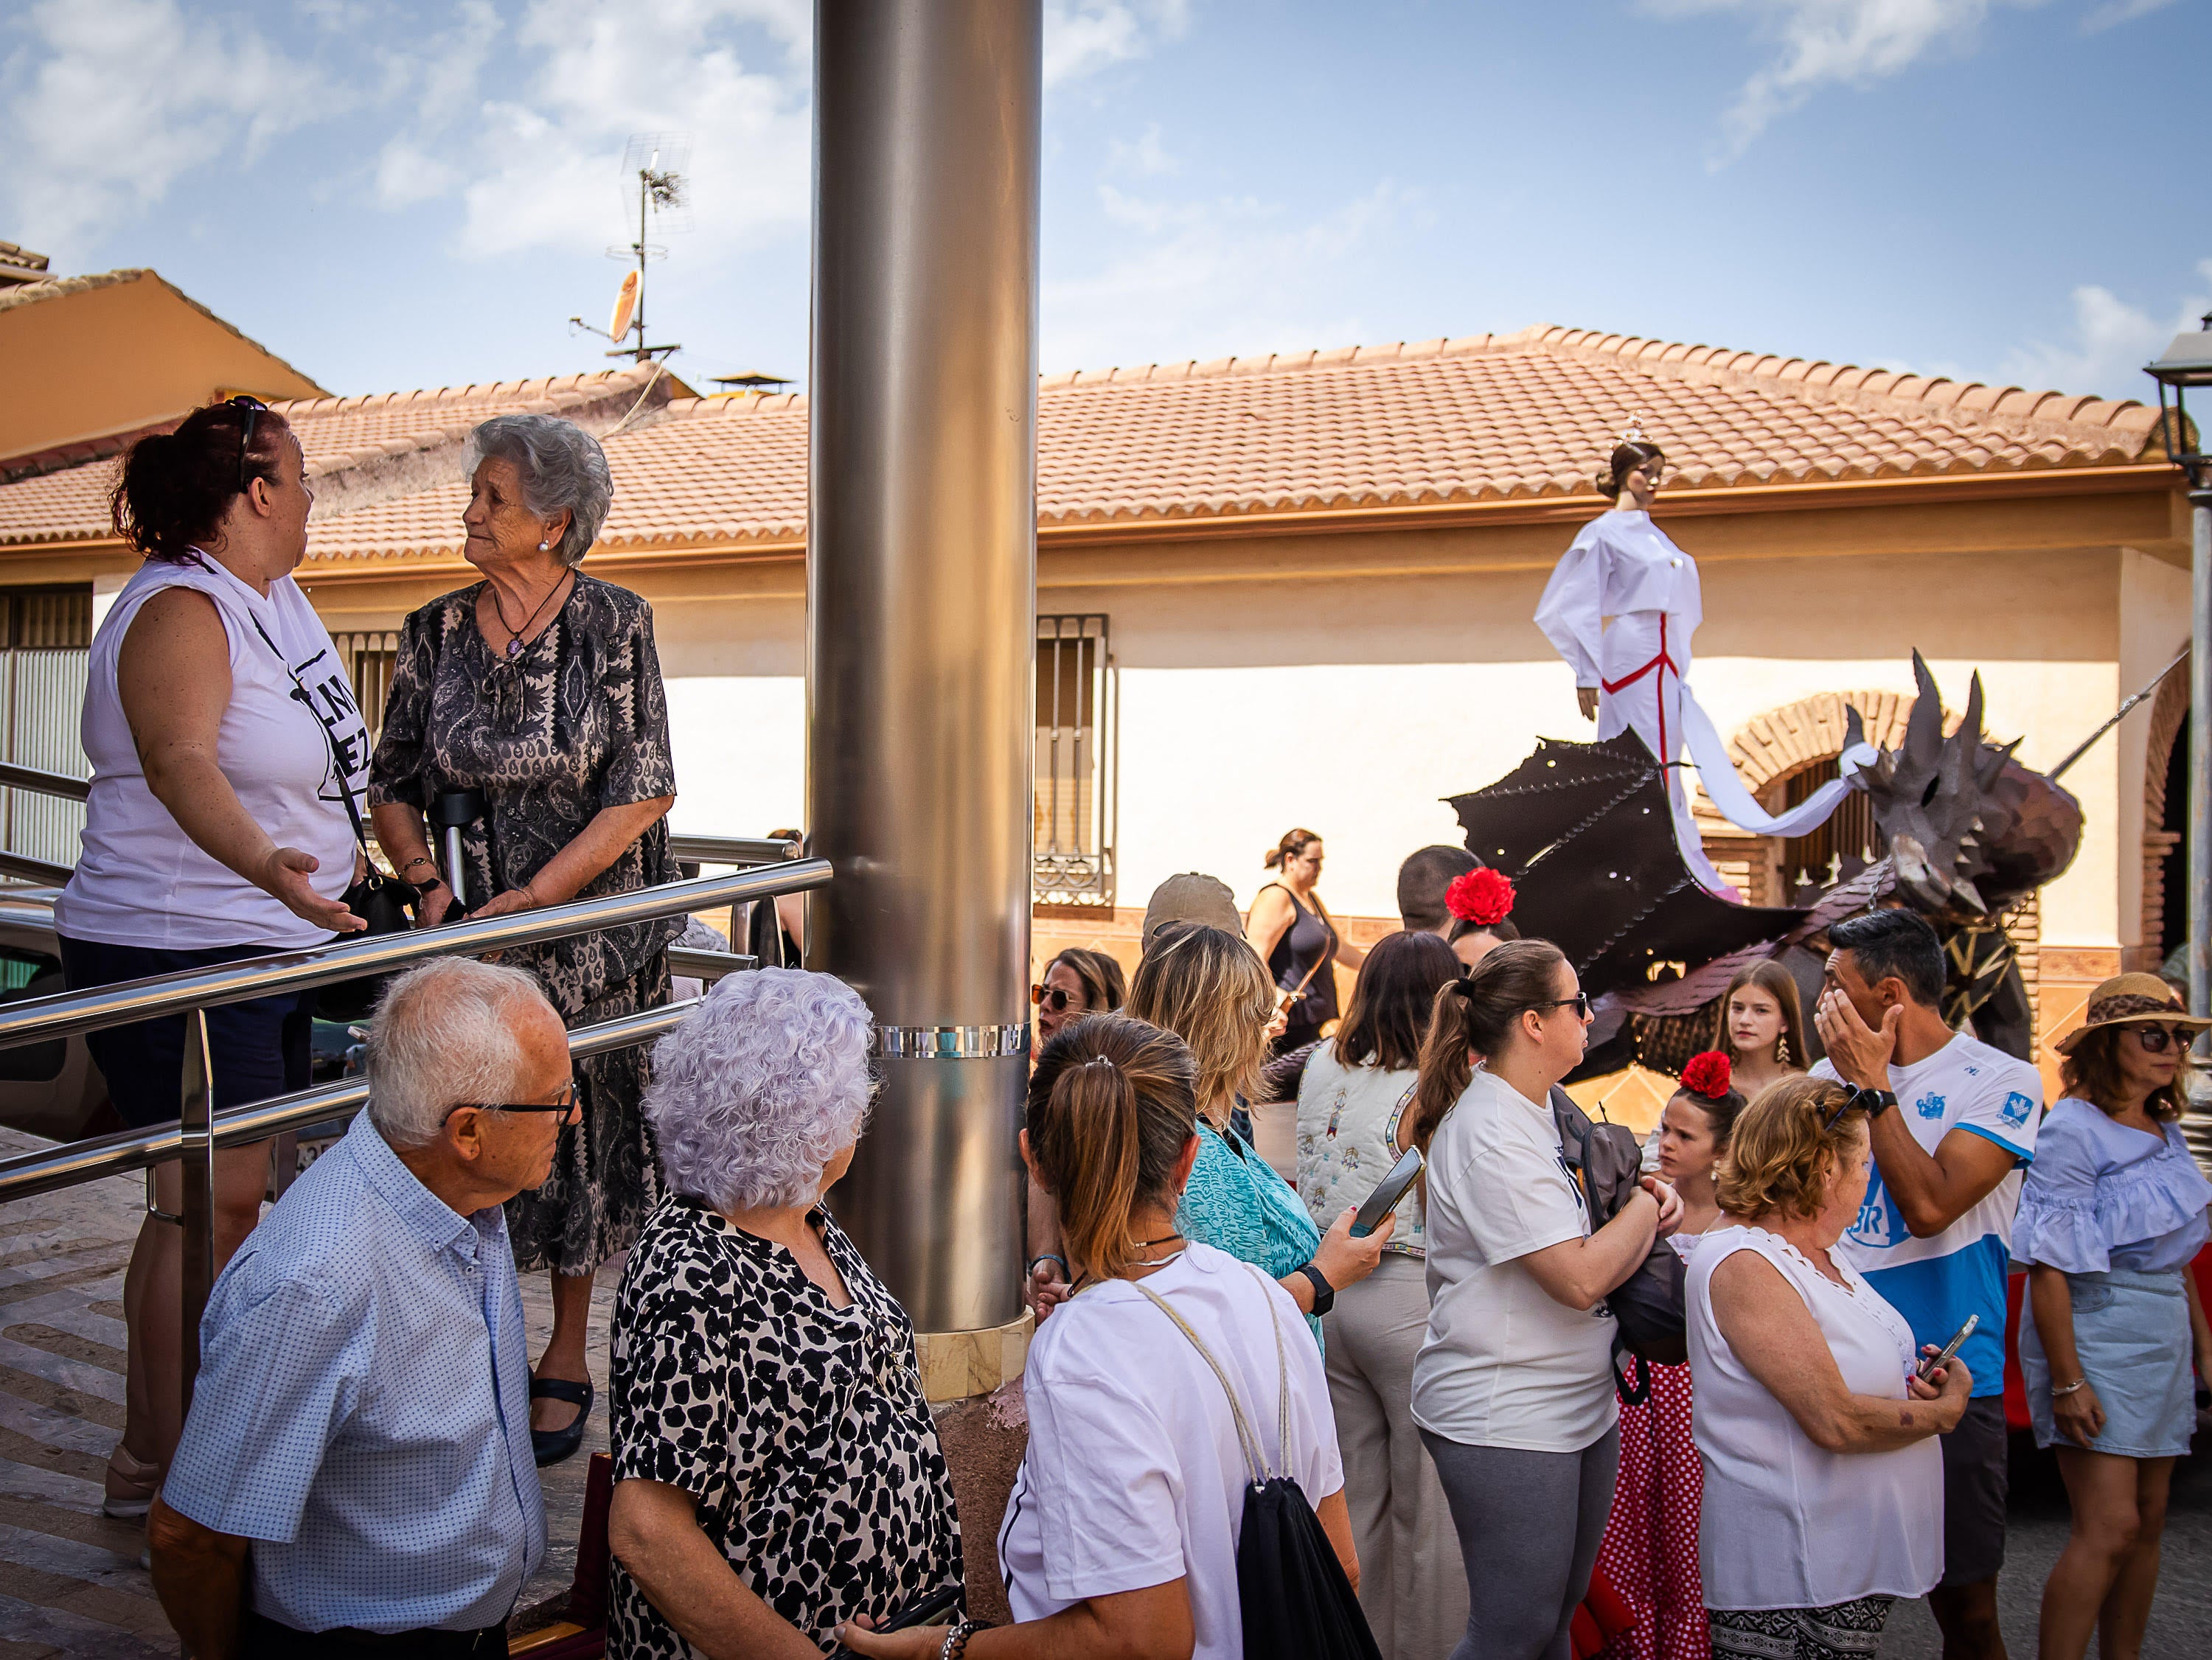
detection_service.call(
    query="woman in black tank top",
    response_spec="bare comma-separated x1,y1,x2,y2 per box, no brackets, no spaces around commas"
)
1246,828,1366,1057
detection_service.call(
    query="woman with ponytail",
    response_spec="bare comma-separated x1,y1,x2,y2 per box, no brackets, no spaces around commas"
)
1408,941,1681,1660
56,398,369,1517
844,1014,1358,1660
1248,828,1365,1056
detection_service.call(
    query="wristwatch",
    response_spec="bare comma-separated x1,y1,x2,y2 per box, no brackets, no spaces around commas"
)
1848,1086,1896,1119
1295,1263,1335,1317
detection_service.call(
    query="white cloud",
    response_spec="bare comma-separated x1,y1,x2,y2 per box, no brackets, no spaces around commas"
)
1044,0,1190,88
2001,260,2212,400
369,0,812,263
1043,178,1416,372
2081,0,2176,30
0,0,337,254
1106,123,1179,177
1644,0,2048,160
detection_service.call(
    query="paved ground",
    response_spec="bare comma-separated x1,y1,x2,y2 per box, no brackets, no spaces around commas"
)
1,1123,2205,1657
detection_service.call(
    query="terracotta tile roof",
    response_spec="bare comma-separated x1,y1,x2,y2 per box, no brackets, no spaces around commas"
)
0,323,2170,562
0,367,672,546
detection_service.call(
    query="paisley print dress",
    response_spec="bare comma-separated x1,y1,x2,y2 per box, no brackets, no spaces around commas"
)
609,1199,964,1656
368,575,680,1275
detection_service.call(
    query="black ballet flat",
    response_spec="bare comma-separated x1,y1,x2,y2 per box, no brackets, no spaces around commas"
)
529,1376,593,1468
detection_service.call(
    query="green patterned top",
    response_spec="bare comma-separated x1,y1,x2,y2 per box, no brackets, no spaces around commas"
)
1176,1120,1325,1345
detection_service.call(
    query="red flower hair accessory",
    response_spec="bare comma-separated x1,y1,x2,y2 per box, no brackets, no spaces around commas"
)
1446,867,1516,927
1680,1051,1733,1101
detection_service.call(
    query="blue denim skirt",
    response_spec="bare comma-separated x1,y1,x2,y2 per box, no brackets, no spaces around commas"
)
2020,1268,2196,1458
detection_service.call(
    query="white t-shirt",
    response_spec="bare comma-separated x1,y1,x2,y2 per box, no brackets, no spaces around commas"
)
56,557,366,950
1688,1225,1941,1608
1412,1067,1618,1452
1817,1031,2040,1397
998,1243,1343,1660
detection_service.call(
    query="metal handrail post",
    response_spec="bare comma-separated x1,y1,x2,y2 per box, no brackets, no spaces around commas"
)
180,1011,215,1407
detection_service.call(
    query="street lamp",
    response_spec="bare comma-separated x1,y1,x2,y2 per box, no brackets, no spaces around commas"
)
2145,315,2212,1102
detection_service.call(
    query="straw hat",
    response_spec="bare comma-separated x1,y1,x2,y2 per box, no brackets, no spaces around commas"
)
2053,972,2211,1056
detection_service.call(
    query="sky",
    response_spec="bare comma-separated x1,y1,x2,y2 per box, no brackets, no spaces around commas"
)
4,0,2207,405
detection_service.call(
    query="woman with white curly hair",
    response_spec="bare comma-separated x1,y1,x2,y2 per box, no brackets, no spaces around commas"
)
369,411,679,1465
606,969,963,1659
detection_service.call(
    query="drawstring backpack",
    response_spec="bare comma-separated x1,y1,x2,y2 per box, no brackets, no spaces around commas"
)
1133,1263,1382,1660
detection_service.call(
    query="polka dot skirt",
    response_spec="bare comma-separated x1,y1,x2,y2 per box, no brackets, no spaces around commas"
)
1595,1361,1709,1660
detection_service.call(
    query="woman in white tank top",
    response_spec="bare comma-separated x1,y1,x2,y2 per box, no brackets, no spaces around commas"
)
54,399,366,1516
1688,1075,1969,1660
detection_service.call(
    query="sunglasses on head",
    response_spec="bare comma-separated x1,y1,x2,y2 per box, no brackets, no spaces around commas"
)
1032,984,1078,1014
223,394,269,494
444,1081,578,1124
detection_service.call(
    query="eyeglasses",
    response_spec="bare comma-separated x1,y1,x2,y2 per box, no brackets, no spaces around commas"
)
1526,993,1591,1021
1032,984,1079,1014
223,394,268,494
2134,1025,2183,1054
444,1081,578,1124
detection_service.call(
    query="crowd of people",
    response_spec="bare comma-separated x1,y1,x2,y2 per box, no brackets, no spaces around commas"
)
57,397,2212,1660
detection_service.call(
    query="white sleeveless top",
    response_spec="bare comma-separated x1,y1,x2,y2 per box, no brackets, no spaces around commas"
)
1687,1225,1941,1611
55,556,366,950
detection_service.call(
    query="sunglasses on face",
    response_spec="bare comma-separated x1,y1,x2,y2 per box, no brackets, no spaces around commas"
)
1032,984,1079,1014
445,1081,579,1125
2134,1025,2183,1054
1526,993,1592,1021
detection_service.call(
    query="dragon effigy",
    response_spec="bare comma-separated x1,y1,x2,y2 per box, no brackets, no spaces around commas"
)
1450,652,2083,1075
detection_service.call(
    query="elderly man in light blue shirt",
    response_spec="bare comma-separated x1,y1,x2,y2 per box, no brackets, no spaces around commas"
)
150,958,574,1659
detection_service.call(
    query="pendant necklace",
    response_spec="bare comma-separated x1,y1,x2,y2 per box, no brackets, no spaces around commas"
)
491,571,571,660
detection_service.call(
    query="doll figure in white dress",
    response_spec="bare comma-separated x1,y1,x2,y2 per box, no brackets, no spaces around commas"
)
1535,428,1874,899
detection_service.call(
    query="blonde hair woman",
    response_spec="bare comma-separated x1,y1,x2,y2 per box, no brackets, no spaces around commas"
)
1128,924,1389,1343
1691,1075,1967,1660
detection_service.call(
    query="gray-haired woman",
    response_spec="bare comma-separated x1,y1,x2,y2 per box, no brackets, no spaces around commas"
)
369,413,679,1466
607,969,963,1658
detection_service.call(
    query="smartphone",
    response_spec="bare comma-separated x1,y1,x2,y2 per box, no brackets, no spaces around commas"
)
1916,1313,1978,1381
1351,1145,1424,1238
829,1585,961,1657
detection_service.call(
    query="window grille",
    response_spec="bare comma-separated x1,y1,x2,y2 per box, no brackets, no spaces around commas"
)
335,632,401,739
0,587,91,870
1775,756,1881,900
1034,614,1116,908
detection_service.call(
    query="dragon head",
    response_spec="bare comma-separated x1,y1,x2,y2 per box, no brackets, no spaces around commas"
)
1845,652,2082,921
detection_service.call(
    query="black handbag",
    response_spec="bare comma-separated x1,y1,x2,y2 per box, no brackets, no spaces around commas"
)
249,615,416,1023
1135,1264,1382,1660
1554,1091,1689,1377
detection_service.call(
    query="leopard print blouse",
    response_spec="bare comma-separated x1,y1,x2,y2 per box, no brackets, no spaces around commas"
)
608,1198,964,1656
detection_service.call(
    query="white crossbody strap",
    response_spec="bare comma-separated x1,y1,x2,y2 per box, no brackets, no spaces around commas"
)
1133,1262,1291,1482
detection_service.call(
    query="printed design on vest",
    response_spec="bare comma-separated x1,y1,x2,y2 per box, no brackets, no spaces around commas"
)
2000,1091,2034,1129
1914,1090,1947,1120
288,645,372,804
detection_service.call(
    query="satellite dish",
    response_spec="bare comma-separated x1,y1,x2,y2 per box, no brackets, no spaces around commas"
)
608,270,639,343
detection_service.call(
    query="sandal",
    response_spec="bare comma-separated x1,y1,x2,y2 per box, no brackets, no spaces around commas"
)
529,1376,593,1468
102,1444,162,1519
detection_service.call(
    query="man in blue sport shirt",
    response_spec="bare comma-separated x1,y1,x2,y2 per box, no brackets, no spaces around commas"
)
1814,907,2039,1660
149,958,572,1658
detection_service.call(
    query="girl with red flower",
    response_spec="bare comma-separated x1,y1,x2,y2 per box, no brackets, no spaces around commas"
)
1444,865,1521,972
1597,1053,1746,1660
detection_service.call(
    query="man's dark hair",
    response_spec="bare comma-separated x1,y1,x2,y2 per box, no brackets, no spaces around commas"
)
1829,910,1945,1008
1397,845,1480,932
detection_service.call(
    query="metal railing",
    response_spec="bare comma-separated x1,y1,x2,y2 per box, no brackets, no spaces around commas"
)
0,856,830,1402
0,761,93,885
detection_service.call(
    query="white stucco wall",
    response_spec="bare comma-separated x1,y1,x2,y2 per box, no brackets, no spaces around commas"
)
643,537,2133,944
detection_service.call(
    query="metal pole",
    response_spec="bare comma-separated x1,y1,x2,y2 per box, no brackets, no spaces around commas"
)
179,1009,215,1411
810,0,1040,1335
2189,497,2210,1073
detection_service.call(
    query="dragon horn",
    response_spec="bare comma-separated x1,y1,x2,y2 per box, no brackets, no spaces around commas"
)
1904,651,1944,768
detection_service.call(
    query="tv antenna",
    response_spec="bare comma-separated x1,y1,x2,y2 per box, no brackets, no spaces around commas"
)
568,133,689,363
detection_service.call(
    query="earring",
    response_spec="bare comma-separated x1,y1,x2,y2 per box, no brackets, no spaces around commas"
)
538,540,551,553
1776,1035,1788,1064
